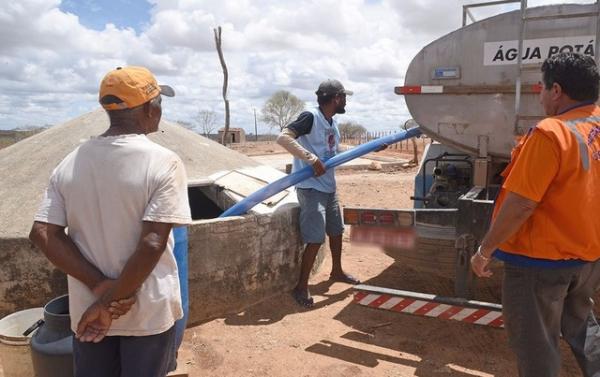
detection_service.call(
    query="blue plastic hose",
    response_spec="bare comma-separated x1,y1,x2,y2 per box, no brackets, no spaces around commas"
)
219,127,422,217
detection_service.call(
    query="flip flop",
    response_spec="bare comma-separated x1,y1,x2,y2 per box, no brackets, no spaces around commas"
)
291,289,314,308
329,273,361,285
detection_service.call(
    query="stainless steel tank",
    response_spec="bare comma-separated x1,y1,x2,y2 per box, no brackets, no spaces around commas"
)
402,3,599,159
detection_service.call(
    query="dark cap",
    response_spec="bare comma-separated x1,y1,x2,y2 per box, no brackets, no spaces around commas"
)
315,79,354,96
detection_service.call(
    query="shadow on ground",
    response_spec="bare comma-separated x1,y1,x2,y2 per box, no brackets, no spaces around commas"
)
216,257,583,377
304,262,583,377
223,279,351,326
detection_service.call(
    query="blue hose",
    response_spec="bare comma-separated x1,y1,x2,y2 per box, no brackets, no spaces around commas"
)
219,127,422,217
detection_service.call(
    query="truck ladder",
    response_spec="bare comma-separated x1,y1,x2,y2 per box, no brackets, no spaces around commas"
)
463,0,600,133
514,0,600,132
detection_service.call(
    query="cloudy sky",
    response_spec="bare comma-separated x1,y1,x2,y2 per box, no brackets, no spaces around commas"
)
0,0,591,133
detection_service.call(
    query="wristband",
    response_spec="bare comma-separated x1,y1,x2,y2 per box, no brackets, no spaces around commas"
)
476,246,491,261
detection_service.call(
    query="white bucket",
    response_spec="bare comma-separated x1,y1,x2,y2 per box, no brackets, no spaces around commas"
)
0,307,44,377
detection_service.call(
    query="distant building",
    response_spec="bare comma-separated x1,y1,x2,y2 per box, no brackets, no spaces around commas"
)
218,127,246,143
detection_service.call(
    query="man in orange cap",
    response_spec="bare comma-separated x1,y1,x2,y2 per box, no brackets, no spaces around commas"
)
30,66,191,377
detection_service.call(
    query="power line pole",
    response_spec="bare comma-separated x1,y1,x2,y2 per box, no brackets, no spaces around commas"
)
253,108,258,142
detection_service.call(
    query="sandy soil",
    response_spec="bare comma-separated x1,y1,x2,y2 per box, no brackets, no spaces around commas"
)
174,143,582,377
2,142,582,377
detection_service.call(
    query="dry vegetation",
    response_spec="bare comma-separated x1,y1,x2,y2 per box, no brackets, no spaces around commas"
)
0,129,43,150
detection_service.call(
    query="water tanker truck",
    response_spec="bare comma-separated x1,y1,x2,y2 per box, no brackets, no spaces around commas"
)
344,0,600,305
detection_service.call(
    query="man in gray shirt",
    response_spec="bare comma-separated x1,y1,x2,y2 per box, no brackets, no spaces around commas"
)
277,79,359,308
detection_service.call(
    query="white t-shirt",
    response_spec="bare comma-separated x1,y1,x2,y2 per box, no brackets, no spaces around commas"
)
34,134,192,336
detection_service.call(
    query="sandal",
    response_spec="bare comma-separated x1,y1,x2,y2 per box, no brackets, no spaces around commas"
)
291,289,314,308
329,273,361,285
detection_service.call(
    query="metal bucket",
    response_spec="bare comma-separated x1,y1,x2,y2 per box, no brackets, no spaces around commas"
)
0,307,44,377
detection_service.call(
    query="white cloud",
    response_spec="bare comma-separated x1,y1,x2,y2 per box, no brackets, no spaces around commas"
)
0,0,597,132
145,9,217,52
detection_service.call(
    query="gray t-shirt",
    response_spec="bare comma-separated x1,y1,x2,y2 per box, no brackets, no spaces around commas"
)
292,107,340,193
35,134,192,336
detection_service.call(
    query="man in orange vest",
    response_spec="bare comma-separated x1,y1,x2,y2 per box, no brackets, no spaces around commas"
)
472,52,600,377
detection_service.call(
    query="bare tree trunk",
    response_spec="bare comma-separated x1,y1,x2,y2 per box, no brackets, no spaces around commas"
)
402,119,420,164
214,26,230,145
410,137,419,165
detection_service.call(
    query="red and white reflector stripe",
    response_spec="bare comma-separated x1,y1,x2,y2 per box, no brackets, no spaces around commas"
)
398,85,444,94
396,84,543,95
353,287,504,328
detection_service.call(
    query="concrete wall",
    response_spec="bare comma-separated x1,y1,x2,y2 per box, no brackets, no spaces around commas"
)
0,238,67,314
0,207,319,323
187,208,306,324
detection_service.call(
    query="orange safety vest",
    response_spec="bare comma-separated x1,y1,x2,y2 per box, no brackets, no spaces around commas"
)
494,104,600,261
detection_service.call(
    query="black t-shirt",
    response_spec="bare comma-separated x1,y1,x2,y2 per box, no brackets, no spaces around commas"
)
287,111,314,137
287,109,335,137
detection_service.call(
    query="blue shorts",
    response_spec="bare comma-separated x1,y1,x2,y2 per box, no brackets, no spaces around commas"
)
73,325,176,377
296,188,344,244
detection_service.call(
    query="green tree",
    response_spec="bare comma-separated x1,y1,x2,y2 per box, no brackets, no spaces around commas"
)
261,90,305,131
338,121,367,139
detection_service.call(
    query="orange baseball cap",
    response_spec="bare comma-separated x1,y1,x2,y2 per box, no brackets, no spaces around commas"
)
99,66,175,110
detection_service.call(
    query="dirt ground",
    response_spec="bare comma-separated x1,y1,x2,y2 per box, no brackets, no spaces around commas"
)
175,143,583,377
1,142,582,377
